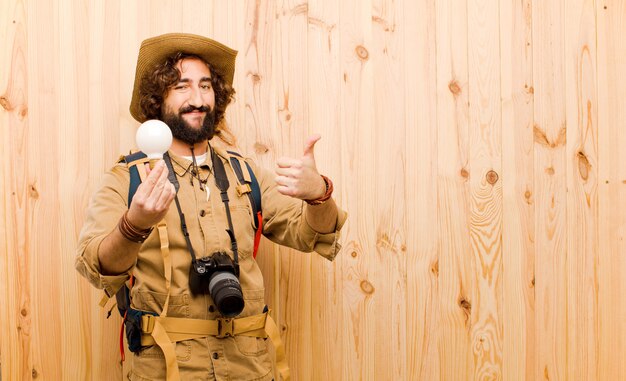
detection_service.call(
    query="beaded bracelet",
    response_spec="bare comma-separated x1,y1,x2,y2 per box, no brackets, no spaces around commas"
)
305,175,334,206
118,210,153,243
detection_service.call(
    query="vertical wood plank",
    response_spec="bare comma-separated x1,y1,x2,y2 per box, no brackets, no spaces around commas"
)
532,0,568,379
338,0,375,379
27,0,63,378
119,0,141,152
84,0,123,379
57,0,92,379
207,0,247,151
500,0,535,380
467,0,504,378
435,0,474,379
370,0,406,379
242,0,274,159
242,0,277,170
148,0,183,37
181,0,216,37
307,1,344,380
242,1,279,326
274,1,313,379
403,0,440,379
565,1,599,380
596,1,626,380
0,0,30,380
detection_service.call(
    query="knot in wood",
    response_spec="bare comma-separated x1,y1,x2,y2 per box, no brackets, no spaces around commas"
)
355,45,369,61
0,96,13,111
577,151,590,181
460,168,469,179
253,142,269,155
360,280,375,295
29,184,39,199
486,170,499,185
448,80,461,96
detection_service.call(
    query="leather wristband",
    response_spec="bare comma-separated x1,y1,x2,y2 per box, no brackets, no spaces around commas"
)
305,175,333,206
118,210,153,243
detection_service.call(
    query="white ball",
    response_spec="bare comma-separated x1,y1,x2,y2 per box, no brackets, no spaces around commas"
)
136,120,173,159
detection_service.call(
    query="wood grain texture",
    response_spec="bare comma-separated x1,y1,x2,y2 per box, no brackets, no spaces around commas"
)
370,0,407,380
596,1,626,380
532,0,569,380
404,0,439,380
1,1,625,380
338,0,376,379
242,0,279,322
1,1,30,380
27,0,63,378
565,1,599,380
274,1,314,379
307,1,344,380
435,0,474,379
500,0,535,380
467,0,504,379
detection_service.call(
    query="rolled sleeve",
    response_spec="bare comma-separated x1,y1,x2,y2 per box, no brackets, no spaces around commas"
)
75,234,129,297
297,208,348,261
75,163,131,296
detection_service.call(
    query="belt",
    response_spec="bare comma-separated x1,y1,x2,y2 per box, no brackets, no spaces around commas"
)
140,311,290,381
140,313,268,344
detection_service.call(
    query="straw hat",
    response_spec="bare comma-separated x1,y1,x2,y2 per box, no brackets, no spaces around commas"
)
129,33,238,122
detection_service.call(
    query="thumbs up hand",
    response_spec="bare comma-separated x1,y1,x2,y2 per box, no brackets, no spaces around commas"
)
275,134,327,200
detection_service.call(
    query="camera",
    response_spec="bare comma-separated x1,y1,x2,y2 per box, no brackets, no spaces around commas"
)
189,252,244,317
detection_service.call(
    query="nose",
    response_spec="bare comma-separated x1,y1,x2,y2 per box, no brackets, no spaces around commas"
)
188,86,203,107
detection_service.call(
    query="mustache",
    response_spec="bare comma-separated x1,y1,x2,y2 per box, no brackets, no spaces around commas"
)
179,105,210,114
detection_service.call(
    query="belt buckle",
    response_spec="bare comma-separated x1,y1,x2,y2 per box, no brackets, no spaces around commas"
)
141,314,156,333
217,318,234,338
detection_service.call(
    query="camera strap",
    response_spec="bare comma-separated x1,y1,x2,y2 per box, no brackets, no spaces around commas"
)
162,149,240,269
210,147,240,269
163,152,199,265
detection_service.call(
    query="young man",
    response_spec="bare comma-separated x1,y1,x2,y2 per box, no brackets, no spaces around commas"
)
75,33,346,381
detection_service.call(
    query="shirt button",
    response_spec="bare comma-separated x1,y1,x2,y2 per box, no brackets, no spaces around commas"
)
213,352,219,360
199,210,206,217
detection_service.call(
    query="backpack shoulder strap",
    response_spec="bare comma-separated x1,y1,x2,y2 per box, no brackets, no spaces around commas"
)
226,151,263,258
120,151,148,206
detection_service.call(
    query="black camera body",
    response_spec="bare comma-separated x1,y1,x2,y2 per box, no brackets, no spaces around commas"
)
189,251,244,318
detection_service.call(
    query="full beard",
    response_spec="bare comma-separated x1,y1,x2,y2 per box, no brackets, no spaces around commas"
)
162,105,217,146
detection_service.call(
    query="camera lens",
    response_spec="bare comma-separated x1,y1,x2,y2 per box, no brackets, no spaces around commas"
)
209,272,244,317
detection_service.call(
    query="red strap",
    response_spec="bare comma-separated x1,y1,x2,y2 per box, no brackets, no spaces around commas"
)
253,212,263,259
120,310,127,362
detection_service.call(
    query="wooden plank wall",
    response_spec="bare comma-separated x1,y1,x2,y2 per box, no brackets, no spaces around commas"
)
1,0,624,380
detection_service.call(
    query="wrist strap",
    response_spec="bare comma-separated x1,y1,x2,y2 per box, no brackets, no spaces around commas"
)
305,175,333,205
118,210,153,243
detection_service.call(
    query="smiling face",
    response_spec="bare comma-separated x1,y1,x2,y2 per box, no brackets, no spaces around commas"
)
161,57,217,145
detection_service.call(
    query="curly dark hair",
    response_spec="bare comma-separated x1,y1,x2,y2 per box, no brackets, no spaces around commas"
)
139,52,236,142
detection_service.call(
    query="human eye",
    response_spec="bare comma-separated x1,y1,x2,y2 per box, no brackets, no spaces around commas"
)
173,83,189,91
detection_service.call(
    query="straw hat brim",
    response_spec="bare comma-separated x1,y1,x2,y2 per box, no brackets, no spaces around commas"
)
129,33,237,123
